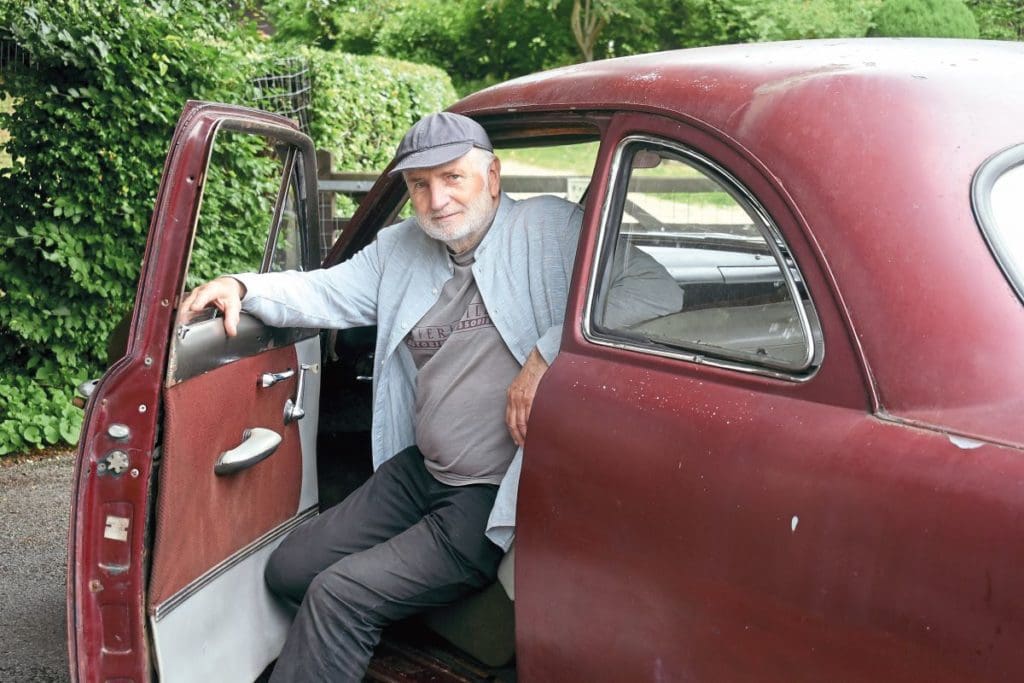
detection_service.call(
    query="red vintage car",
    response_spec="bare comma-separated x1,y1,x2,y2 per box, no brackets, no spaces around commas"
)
69,38,1024,682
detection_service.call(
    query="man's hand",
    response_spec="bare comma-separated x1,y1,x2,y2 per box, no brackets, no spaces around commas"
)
177,276,247,337
506,348,550,447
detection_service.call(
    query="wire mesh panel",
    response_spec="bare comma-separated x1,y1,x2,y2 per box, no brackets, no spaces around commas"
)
251,57,311,134
0,32,31,71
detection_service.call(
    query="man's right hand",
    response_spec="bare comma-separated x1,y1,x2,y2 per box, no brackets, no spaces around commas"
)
177,276,247,337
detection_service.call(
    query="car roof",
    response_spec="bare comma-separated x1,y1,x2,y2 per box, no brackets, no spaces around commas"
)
456,39,1024,447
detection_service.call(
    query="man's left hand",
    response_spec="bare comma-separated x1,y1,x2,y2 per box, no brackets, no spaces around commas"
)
506,348,550,447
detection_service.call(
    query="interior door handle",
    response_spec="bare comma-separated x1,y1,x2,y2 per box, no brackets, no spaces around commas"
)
214,427,282,476
260,369,295,388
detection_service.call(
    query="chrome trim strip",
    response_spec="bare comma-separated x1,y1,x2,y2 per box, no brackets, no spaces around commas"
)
582,134,822,382
152,505,318,621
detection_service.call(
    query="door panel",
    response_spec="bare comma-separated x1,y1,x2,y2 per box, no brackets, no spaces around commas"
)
516,113,872,681
149,342,303,607
69,102,321,681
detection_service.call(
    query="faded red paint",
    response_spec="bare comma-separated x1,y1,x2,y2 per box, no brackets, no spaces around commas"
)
72,39,1024,681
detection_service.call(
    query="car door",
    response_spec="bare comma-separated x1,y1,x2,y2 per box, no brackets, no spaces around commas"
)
68,102,322,682
515,111,885,680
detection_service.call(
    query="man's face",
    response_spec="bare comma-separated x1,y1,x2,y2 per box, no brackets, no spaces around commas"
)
404,152,501,251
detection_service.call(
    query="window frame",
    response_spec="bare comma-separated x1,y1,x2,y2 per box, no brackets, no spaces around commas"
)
972,143,1024,306
583,134,822,380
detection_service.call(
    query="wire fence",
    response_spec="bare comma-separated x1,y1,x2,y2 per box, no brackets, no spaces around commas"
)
250,56,311,134
0,31,31,72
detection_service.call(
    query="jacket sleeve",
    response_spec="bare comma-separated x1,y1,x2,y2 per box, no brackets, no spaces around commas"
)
234,232,390,329
534,202,584,364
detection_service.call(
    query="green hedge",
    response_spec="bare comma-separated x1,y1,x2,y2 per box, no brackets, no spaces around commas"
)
305,47,457,172
870,0,980,37
0,3,456,456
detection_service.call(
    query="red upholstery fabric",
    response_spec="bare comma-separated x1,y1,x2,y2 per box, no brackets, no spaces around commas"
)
148,345,303,610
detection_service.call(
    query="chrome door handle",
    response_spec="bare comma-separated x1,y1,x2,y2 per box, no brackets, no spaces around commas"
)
284,363,315,424
260,369,295,388
214,427,281,476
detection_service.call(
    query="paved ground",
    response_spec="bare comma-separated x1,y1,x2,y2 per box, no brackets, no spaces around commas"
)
0,453,74,682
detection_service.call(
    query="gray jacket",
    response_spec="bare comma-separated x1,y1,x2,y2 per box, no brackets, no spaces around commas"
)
238,193,583,550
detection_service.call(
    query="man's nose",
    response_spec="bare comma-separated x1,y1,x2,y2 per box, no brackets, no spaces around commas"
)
429,183,450,211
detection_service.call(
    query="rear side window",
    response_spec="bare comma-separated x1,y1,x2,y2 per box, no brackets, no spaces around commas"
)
587,137,822,376
975,146,1024,304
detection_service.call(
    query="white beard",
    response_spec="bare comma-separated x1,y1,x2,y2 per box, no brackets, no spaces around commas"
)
417,183,496,249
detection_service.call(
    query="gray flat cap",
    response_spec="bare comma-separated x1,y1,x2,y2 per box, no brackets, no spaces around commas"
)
388,112,493,176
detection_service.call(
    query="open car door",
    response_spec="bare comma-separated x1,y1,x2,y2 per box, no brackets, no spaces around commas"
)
68,102,322,682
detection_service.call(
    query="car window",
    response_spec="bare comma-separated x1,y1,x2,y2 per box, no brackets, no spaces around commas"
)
185,129,307,293
497,140,600,203
383,139,600,223
588,137,822,375
980,158,1024,303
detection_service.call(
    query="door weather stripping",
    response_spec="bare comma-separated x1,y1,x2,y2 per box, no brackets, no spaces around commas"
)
214,427,282,476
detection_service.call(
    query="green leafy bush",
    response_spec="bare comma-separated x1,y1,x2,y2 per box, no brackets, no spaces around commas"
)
264,0,577,91
870,0,980,37
304,47,457,171
966,0,1023,39
0,2,456,456
0,1,258,455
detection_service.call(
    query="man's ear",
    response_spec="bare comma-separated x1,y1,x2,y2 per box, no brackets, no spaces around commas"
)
489,157,501,199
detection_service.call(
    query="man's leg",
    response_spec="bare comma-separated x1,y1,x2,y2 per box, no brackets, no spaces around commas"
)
264,447,430,609
269,478,502,682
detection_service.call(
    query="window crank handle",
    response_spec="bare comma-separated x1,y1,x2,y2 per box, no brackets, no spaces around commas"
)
284,364,312,423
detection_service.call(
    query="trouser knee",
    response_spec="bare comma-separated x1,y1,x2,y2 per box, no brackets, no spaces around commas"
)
304,567,380,627
264,543,306,607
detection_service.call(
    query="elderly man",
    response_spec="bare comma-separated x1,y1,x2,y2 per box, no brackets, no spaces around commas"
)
182,112,682,680
181,112,579,681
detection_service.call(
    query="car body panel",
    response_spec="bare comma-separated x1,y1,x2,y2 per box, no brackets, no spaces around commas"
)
451,40,1024,681
458,39,1024,447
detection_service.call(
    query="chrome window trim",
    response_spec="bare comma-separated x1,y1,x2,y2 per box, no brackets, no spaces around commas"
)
972,143,1024,305
152,505,318,621
583,134,821,381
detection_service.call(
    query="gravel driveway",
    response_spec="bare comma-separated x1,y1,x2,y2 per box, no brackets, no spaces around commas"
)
0,453,74,682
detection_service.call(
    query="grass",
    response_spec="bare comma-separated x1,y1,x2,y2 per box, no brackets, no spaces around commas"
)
501,142,737,207
499,142,599,175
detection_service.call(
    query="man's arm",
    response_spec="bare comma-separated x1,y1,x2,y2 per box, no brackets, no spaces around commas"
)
505,348,549,446
176,225,399,335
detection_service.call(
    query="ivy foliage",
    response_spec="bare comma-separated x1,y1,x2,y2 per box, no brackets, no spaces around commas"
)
304,47,457,172
869,0,981,36
0,2,456,456
0,0,258,455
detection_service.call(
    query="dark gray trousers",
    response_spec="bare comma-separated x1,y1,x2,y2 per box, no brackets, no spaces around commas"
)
265,446,503,682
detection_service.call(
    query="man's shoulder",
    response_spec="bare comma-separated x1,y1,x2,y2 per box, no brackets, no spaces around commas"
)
508,193,581,219
375,216,421,243
502,194,582,239
373,216,436,255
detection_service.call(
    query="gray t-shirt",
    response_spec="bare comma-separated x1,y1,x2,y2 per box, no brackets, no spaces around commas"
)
405,245,521,486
